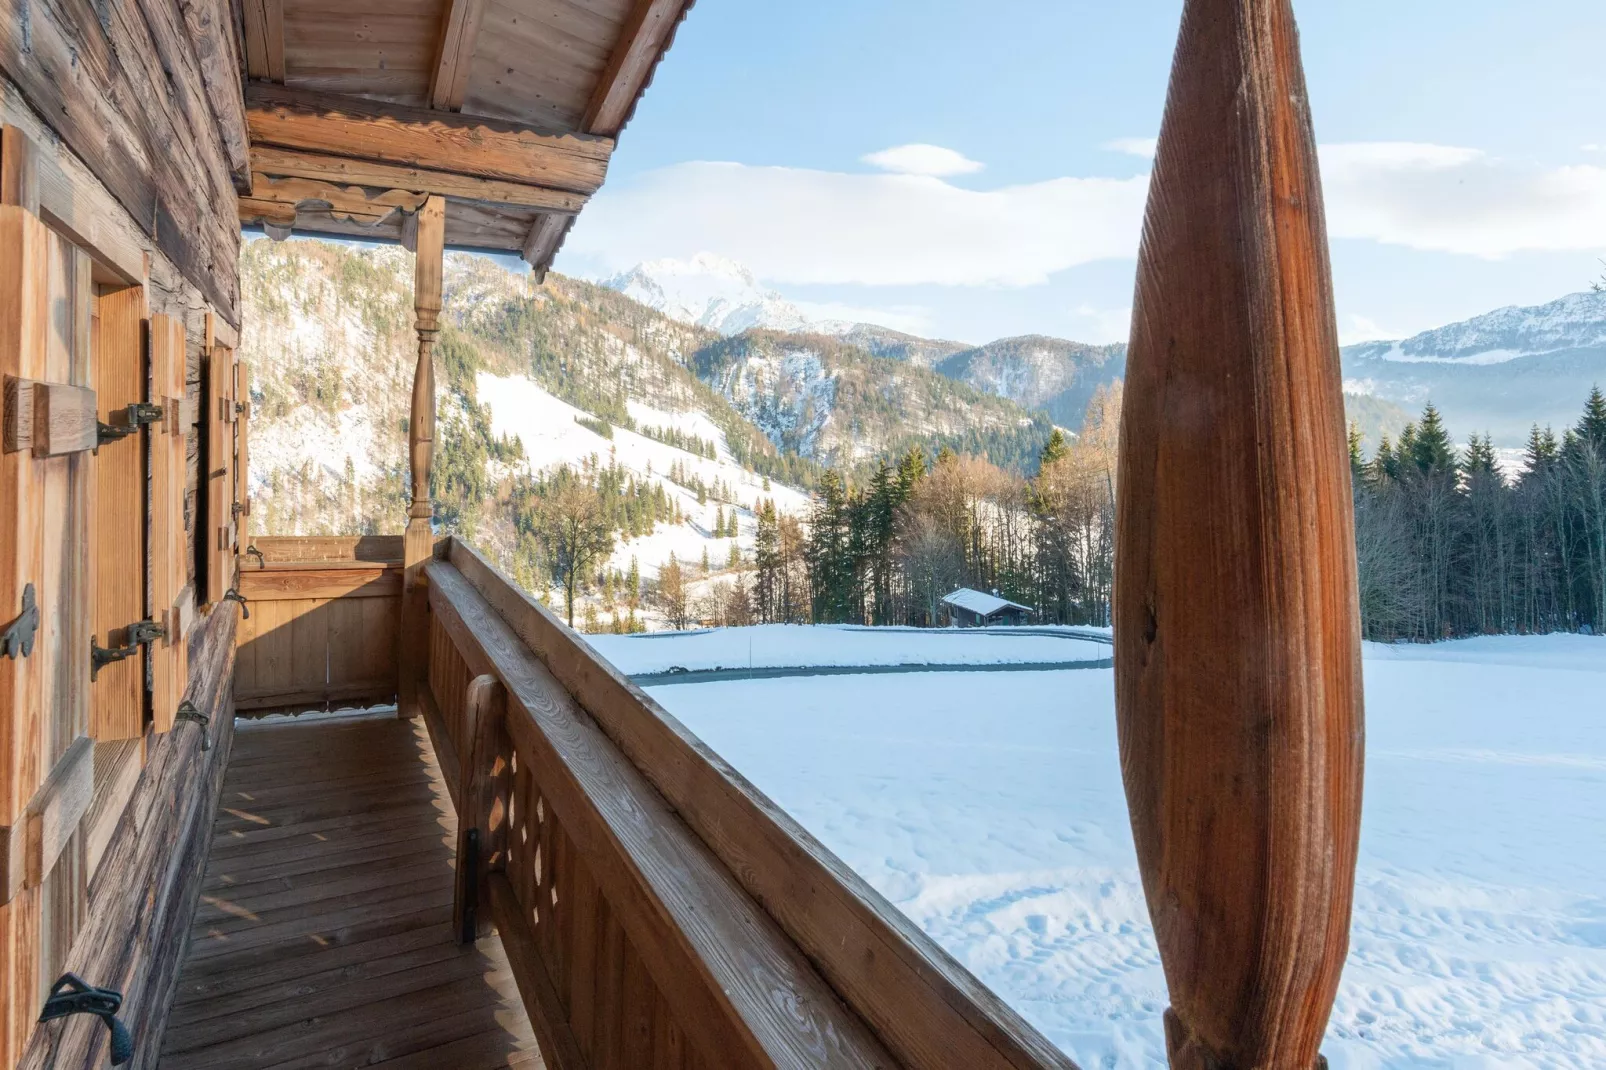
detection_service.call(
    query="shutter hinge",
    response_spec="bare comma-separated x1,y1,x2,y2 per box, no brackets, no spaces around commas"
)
95,403,164,448
1,584,39,660
90,620,165,680
39,974,133,1065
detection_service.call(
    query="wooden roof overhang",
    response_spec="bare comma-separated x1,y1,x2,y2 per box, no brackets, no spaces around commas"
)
235,0,695,276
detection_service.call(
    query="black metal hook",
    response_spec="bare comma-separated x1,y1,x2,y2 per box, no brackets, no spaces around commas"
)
39,974,133,1065
176,701,211,751
223,588,250,619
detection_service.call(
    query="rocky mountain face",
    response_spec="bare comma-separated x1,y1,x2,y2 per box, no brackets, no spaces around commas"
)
1342,290,1606,445
934,336,1128,429
601,253,813,335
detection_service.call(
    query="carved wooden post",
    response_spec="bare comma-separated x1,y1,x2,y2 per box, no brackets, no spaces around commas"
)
454,674,510,944
400,196,445,718
1114,2,1364,1068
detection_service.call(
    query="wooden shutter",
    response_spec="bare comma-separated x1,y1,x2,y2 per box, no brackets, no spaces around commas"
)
0,200,97,1054
235,361,251,539
89,285,148,740
204,334,236,605
148,315,189,733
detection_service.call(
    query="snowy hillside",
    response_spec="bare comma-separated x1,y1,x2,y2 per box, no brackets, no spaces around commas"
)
935,335,1127,428
1343,290,1606,444
475,372,810,579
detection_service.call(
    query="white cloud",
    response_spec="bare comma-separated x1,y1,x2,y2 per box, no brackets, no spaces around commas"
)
566,142,1606,293
1103,137,1158,159
1339,314,1405,347
862,144,985,177
1319,143,1606,258
791,300,934,336
567,162,1148,287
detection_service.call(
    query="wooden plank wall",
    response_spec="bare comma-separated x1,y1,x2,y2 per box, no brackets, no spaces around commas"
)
21,604,240,1069
0,0,246,317
235,537,404,714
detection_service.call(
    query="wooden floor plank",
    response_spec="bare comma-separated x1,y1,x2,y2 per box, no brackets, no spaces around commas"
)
160,717,540,1068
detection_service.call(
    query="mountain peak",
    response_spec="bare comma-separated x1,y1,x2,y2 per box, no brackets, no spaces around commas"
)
602,253,812,336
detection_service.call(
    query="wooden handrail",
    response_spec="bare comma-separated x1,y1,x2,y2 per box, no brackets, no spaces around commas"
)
425,554,893,1067
436,537,1076,1070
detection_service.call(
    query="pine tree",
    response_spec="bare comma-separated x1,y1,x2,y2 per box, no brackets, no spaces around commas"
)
1578,385,1606,449
1410,404,1456,474
1040,428,1070,467
700,545,710,573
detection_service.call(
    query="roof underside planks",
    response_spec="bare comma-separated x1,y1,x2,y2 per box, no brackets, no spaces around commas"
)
240,0,696,275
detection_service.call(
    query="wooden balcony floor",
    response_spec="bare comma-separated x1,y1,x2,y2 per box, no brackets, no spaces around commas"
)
160,715,542,1070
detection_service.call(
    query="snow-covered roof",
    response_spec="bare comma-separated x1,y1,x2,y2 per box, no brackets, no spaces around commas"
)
941,588,1032,617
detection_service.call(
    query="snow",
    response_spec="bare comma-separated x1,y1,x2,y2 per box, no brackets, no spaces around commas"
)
587,623,1110,674
602,253,815,336
474,371,811,578
627,631,1606,1069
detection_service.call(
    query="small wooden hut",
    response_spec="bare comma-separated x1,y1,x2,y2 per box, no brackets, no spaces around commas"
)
941,589,1032,628
0,0,1364,1067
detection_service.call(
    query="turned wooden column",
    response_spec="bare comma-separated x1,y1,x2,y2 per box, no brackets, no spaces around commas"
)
400,196,445,717
1114,2,1364,1069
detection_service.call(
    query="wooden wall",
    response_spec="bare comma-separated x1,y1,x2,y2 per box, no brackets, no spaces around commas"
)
235,536,403,714
0,0,246,1058
0,0,246,318
20,604,239,1069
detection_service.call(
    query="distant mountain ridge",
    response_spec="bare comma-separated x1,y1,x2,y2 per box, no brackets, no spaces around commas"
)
1342,290,1606,445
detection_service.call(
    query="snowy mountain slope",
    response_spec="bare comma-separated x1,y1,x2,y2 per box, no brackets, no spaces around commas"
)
1342,290,1606,444
602,253,814,335
691,330,1054,470
935,336,1127,428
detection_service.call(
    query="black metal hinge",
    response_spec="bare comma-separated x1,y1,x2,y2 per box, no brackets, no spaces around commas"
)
39,974,133,1065
223,588,249,619
95,402,164,448
175,700,211,751
90,620,165,680
1,583,38,660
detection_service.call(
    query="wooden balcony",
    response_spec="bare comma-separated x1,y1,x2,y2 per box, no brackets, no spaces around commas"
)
163,533,1075,1069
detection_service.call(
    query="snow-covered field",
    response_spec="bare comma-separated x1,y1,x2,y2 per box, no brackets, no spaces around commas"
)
629,630,1604,1069
588,623,1110,674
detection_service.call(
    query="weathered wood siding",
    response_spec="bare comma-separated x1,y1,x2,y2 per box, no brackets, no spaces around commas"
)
235,537,404,713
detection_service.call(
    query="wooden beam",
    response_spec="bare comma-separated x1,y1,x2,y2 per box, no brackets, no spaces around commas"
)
246,84,614,194
3,378,98,456
179,0,252,185
429,0,488,112
1113,2,1364,1069
242,0,286,83
249,147,588,214
584,0,692,136
244,173,429,226
521,213,570,280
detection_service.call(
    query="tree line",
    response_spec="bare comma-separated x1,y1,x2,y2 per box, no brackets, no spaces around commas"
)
738,385,1123,628
1351,388,1606,640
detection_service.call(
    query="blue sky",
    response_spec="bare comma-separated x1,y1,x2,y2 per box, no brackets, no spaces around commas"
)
558,0,1606,345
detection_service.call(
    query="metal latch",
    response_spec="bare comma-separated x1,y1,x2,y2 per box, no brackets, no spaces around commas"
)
95,402,164,448
39,974,133,1065
90,620,165,679
223,588,250,619
175,700,210,751
1,583,38,660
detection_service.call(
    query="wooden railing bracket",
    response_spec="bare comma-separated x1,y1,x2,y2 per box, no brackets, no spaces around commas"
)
1,583,38,659
38,974,133,1066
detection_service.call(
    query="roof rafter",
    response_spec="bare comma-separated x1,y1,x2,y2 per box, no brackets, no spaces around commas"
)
583,0,693,136
428,0,488,111
241,0,285,83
